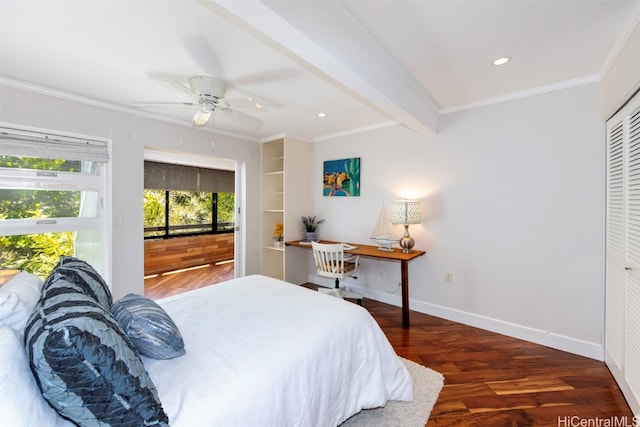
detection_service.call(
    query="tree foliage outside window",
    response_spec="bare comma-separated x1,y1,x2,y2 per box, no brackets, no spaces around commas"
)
143,190,166,238
0,156,79,277
143,189,235,238
217,192,235,228
0,232,75,278
1,157,81,220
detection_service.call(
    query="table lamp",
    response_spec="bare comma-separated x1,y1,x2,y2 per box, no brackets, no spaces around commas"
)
391,199,421,253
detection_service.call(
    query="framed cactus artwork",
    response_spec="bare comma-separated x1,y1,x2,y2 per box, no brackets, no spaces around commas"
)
323,157,360,197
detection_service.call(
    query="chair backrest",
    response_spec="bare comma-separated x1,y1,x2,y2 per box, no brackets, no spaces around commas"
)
311,242,359,280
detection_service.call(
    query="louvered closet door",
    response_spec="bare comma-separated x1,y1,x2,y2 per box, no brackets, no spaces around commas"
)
624,99,640,403
606,113,625,372
605,91,640,414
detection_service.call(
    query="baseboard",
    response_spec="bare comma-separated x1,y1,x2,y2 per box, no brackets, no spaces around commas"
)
606,352,640,414
329,278,605,361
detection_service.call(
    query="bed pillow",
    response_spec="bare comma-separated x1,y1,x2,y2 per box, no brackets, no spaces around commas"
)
0,271,43,332
112,293,186,360
24,276,169,427
45,256,112,309
0,325,69,427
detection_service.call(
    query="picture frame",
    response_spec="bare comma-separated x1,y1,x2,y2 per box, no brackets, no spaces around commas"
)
323,157,360,197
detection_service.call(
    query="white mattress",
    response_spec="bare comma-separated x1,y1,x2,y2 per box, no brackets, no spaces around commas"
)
144,274,413,427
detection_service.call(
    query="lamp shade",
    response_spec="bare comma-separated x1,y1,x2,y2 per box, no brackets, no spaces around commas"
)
391,200,421,225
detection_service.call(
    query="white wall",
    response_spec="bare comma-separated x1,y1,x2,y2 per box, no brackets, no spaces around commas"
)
603,19,640,117
0,85,262,300
310,83,606,359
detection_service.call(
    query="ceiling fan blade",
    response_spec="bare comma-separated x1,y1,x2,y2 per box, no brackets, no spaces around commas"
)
145,72,200,100
219,108,264,130
182,36,225,78
225,96,268,111
162,79,199,99
133,101,197,108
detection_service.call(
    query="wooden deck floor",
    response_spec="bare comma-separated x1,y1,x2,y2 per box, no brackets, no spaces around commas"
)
143,265,634,426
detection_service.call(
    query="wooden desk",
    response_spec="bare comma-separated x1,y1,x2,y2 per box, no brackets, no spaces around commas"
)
286,240,425,328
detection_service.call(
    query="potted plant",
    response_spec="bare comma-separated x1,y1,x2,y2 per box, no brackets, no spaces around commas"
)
301,215,325,242
273,222,284,248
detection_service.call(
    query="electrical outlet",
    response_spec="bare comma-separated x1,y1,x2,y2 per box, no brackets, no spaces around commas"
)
445,272,453,283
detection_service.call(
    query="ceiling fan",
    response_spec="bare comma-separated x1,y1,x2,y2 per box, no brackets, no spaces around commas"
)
142,75,265,129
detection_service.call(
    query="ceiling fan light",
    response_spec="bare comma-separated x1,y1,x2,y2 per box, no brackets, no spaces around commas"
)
193,109,212,126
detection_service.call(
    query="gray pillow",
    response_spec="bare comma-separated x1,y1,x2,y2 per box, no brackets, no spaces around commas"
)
25,267,168,427
112,294,186,360
45,256,112,309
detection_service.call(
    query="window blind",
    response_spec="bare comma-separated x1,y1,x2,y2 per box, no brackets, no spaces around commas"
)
0,125,109,163
144,161,234,193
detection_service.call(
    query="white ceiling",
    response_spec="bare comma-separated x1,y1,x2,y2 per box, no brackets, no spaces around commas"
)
1,0,639,142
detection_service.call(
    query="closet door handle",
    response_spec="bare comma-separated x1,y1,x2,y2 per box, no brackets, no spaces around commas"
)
625,267,632,271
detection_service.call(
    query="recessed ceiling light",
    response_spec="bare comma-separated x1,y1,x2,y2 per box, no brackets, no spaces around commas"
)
492,56,511,66
317,112,327,118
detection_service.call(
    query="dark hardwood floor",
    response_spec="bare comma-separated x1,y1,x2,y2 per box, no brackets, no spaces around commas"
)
144,260,235,300
366,298,633,426
144,264,634,426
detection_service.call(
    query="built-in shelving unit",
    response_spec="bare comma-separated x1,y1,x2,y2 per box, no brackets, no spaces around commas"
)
261,139,285,280
260,137,311,282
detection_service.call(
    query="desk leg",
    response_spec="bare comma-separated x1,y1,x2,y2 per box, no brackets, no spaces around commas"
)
401,260,410,328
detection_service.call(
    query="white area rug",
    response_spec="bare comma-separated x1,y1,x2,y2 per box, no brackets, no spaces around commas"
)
341,357,444,427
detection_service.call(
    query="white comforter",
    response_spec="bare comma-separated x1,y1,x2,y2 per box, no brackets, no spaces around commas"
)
144,274,413,427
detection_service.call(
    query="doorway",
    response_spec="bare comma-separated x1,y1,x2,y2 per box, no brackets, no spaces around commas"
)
142,148,244,299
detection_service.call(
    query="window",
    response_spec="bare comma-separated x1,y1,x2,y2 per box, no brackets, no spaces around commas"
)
143,190,234,238
0,124,109,279
143,161,234,239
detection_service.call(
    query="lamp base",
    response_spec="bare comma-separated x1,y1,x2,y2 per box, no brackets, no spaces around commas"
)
399,225,415,253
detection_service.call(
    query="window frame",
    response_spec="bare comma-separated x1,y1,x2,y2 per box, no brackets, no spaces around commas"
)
0,166,105,234
143,189,234,239
0,123,111,283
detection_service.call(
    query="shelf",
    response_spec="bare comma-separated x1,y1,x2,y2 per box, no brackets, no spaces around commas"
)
261,137,310,283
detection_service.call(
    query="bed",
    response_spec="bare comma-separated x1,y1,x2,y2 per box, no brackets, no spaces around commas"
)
0,264,412,427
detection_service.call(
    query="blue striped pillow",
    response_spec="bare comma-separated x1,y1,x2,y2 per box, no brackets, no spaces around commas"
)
112,294,186,360
25,270,168,426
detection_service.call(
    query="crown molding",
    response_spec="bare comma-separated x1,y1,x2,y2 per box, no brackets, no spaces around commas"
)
0,77,262,143
439,74,601,115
